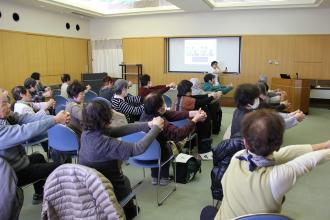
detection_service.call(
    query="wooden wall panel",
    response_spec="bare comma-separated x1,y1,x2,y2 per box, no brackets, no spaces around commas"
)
64,38,88,82
45,37,64,85
2,31,28,91
123,35,330,97
27,34,47,78
0,30,89,92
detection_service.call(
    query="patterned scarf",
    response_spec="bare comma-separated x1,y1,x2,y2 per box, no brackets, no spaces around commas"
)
236,150,275,172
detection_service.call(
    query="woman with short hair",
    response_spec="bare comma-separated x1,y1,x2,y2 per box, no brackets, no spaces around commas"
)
79,99,164,219
140,92,206,185
213,109,330,219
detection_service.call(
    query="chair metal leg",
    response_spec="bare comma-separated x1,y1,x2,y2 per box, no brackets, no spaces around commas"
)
156,158,177,206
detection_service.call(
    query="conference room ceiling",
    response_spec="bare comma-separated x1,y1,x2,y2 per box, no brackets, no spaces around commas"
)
9,0,328,18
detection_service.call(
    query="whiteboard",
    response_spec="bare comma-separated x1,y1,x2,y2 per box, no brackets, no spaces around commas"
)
168,37,241,73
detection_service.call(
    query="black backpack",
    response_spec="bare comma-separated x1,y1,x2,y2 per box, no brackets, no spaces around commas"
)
173,154,202,184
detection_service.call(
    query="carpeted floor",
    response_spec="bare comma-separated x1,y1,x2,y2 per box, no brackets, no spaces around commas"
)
20,107,330,220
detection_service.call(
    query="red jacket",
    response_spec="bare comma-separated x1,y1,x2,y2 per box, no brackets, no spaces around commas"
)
138,85,170,97
139,110,195,145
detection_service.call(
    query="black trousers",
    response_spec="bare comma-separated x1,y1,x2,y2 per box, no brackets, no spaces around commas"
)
151,143,171,179
92,162,137,219
16,153,60,195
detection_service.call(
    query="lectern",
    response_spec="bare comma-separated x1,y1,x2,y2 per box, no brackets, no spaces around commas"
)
271,78,310,114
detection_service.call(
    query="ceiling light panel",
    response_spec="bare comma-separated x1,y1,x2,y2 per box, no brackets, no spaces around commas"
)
40,0,179,15
207,0,323,8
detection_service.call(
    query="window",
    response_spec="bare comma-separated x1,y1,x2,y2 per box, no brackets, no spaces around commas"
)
167,37,241,73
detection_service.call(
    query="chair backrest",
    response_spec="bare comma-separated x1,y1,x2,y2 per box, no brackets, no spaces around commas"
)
84,90,98,103
170,119,189,128
42,164,125,220
52,89,61,97
54,95,68,106
47,124,79,152
54,104,66,114
162,94,172,108
93,96,112,107
121,131,161,161
234,213,292,220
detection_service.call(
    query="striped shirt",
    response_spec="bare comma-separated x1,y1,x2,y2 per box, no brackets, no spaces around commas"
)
111,95,144,123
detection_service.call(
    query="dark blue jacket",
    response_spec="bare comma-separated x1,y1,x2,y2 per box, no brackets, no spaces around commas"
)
211,136,244,201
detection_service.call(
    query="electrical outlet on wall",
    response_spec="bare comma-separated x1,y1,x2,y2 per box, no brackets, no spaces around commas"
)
274,60,279,65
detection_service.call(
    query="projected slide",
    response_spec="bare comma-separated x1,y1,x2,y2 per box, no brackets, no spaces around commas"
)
168,37,240,73
184,39,216,65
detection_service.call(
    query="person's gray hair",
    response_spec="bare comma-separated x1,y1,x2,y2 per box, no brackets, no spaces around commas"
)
113,79,128,95
259,75,268,83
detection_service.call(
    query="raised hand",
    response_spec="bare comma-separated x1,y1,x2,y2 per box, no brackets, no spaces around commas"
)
54,110,70,125
152,116,164,130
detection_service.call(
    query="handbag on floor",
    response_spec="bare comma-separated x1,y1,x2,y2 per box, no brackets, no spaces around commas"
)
173,153,201,184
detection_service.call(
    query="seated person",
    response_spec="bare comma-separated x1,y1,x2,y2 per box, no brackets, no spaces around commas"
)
0,88,10,102
79,99,164,219
258,75,286,104
65,80,86,136
0,93,70,205
190,78,223,134
175,80,218,153
30,72,52,97
213,109,330,219
112,79,144,123
99,76,115,102
12,86,56,153
66,81,127,137
257,82,289,112
231,84,305,138
140,93,206,185
12,86,55,116
24,78,51,102
202,73,233,95
138,74,176,97
190,78,207,95
0,87,9,96
60,73,71,98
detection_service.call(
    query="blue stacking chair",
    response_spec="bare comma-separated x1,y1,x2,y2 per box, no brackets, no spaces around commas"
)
52,89,61,97
122,131,176,206
92,96,112,107
54,95,68,105
234,213,293,220
54,104,65,114
23,136,48,155
170,119,197,154
162,94,172,109
84,90,98,103
47,124,80,162
54,95,68,114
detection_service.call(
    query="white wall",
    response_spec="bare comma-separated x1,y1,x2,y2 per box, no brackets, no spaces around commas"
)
90,7,330,39
0,1,89,38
